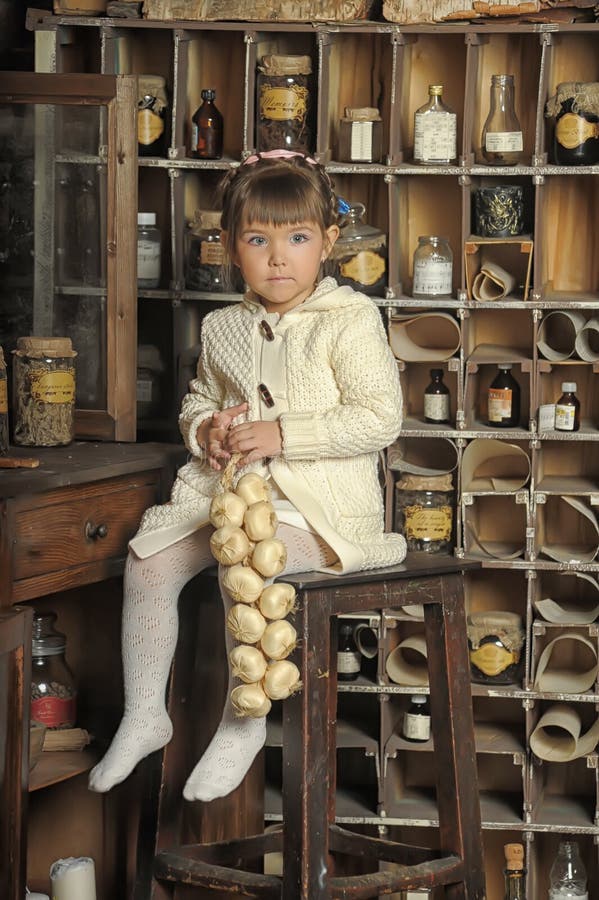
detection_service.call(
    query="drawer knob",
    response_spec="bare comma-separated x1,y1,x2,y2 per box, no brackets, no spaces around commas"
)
85,521,108,541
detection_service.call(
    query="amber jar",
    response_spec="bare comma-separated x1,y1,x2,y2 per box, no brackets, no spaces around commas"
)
546,82,599,166
394,474,454,554
467,610,525,686
257,54,313,153
31,612,77,729
12,336,77,447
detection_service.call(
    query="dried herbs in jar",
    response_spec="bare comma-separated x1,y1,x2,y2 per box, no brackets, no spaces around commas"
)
257,55,313,153
0,346,8,454
185,210,226,292
12,336,77,447
394,473,454,554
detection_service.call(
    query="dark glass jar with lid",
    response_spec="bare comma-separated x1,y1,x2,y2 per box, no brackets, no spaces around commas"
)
467,610,525,686
185,210,226,292
331,202,387,297
257,54,314,153
31,612,77,729
545,82,599,166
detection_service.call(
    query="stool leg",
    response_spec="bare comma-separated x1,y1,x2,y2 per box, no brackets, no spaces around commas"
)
282,588,334,899
424,572,486,900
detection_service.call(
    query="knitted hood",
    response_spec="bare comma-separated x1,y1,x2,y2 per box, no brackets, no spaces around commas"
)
241,276,370,316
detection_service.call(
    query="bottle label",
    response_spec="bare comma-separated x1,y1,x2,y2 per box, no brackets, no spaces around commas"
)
138,239,161,281
29,370,75,404
404,505,452,542
403,711,431,741
0,378,7,413
550,892,588,900
350,121,373,161
413,259,452,295
485,131,523,152
470,643,516,677
260,84,308,122
191,123,198,152
488,388,512,422
31,694,76,728
339,250,386,287
414,111,456,162
200,241,225,266
137,378,153,403
424,393,450,422
555,403,576,431
556,112,599,150
337,650,361,674
138,108,164,147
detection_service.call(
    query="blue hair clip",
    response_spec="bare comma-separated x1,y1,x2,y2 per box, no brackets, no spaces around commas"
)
337,197,351,216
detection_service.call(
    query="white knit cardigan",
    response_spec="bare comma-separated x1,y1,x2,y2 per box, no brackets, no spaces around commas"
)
130,278,407,573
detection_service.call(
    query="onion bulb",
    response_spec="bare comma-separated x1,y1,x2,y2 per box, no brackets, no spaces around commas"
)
258,583,296,620
244,500,278,542
222,564,264,605
252,537,287,578
209,491,247,529
260,619,297,661
235,472,271,506
263,660,302,700
210,525,251,566
230,683,272,718
230,644,268,684
227,604,267,644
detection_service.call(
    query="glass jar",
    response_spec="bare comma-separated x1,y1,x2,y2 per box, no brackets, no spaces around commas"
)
337,106,383,163
394,474,454,554
31,612,77,729
546,82,599,166
331,202,387,296
12,336,77,447
413,84,457,166
137,75,168,158
0,345,8,454
137,212,161,289
185,209,226,292
481,74,523,166
256,54,313,153
412,236,453,299
467,610,525,686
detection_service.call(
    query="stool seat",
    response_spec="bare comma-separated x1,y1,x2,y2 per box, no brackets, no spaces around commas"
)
151,553,486,899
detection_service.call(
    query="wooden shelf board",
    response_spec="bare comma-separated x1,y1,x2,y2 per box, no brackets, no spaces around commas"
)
266,718,378,753
536,475,599,494
29,747,100,792
532,795,597,829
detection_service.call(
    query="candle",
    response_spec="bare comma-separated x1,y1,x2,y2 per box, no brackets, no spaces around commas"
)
49,857,96,900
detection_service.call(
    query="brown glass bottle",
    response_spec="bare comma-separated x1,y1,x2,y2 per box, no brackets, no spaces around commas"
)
555,381,580,432
487,364,520,428
424,368,450,424
191,89,223,159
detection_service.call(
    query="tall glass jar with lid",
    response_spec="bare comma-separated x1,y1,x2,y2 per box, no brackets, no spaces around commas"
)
412,236,453,299
331,202,387,297
256,55,314,153
31,612,77,729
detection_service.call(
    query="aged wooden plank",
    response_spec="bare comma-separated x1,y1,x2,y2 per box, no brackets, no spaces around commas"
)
142,0,377,21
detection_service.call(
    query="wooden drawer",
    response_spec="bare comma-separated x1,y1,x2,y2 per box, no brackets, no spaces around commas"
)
7,472,161,602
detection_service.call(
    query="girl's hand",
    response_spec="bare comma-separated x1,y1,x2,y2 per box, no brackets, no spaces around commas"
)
225,420,283,468
196,402,248,471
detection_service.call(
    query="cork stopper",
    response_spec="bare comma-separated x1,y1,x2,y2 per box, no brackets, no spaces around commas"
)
14,336,77,359
504,843,524,870
259,54,312,76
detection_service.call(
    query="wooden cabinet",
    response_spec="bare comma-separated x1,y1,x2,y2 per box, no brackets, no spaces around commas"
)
0,442,183,899
25,9,599,897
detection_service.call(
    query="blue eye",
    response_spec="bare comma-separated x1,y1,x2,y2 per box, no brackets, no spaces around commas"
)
248,235,267,246
290,233,309,244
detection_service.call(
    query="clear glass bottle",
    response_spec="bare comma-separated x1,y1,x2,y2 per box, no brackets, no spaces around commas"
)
137,212,161,289
424,368,450,424
487,364,521,428
190,88,223,160
414,84,457,165
481,75,523,166
549,841,588,899
31,612,77,730
337,622,361,682
412,236,453,299
332,202,387,297
0,346,8,454
504,843,526,900
555,382,580,432
402,695,431,743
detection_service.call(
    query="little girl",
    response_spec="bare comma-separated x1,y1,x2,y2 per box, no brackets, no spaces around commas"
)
89,150,406,803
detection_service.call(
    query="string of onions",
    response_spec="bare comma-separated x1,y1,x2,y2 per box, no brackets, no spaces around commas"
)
209,456,302,717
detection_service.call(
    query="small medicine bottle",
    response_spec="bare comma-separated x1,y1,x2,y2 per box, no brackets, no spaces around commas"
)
487,364,520,428
337,621,361,682
412,236,453,299
191,89,223,160
424,368,450,424
555,381,580,432
137,212,161,289
402,695,431,742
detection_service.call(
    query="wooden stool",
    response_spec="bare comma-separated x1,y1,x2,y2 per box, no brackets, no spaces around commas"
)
152,554,486,899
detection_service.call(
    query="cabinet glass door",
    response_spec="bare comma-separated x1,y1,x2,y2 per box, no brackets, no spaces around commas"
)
0,72,137,441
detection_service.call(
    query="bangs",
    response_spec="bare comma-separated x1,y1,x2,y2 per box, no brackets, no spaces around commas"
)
239,171,326,229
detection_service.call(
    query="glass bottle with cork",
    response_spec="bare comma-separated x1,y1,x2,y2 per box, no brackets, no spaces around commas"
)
555,382,580,432
190,89,223,160
413,84,457,166
424,368,451,425
337,621,361,682
503,842,526,900
402,695,431,743
31,612,77,730
487,364,521,428
481,74,523,166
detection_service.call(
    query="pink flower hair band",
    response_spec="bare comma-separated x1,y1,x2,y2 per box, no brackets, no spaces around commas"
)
243,149,317,165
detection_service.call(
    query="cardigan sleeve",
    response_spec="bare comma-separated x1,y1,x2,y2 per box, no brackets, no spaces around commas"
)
178,316,226,457
279,304,403,460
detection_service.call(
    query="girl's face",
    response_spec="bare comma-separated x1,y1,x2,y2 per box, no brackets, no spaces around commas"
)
229,219,339,315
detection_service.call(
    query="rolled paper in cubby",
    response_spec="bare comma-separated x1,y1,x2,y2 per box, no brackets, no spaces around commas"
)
536,310,585,361
574,316,599,362
533,633,598,693
461,438,530,493
530,703,599,761
535,572,599,625
387,436,458,477
385,633,428,685
464,521,524,561
540,496,599,564
388,313,461,362
472,261,516,302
